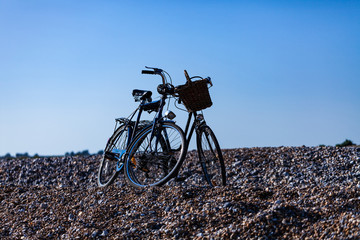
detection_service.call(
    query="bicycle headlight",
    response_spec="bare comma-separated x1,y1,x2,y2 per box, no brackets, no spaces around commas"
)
165,110,176,120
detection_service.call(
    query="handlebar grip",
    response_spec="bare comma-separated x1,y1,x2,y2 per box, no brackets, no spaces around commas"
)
142,70,156,75
204,77,213,87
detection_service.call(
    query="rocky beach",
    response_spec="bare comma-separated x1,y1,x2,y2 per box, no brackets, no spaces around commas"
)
1,146,359,239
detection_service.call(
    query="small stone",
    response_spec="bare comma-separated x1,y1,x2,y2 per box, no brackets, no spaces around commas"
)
100,230,109,237
68,214,75,221
232,161,242,167
91,230,98,238
223,202,232,208
40,203,48,209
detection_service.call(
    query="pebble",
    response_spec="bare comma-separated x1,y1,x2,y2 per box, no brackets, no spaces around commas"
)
91,230,98,238
100,230,109,237
196,233,204,237
68,214,75,221
40,203,48,209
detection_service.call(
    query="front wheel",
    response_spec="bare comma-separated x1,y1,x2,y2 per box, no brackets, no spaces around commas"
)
197,125,226,187
98,125,130,187
124,122,186,188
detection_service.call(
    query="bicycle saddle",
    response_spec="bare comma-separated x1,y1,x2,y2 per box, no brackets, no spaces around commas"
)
132,89,152,102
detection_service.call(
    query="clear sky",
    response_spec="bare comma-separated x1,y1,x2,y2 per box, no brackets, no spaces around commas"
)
1,0,359,156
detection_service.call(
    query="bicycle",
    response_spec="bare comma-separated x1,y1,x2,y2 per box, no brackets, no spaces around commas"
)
124,68,226,188
176,70,226,187
98,67,187,187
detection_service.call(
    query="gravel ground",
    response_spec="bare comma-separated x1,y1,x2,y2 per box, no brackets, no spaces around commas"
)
1,146,360,239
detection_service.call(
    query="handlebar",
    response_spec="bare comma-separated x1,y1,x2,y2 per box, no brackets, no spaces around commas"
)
141,66,213,88
142,66,163,74
141,66,166,85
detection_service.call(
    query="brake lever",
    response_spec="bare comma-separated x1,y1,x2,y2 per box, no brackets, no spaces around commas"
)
145,66,162,71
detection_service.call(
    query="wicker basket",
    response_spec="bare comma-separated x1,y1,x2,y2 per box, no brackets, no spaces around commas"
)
175,70,213,112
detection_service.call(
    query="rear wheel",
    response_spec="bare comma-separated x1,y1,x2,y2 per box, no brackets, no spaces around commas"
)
197,125,226,187
125,122,186,188
98,125,130,187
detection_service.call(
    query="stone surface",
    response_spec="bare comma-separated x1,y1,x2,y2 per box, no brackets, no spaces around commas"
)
1,146,360,239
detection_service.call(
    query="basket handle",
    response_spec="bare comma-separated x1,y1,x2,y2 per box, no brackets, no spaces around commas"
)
184,70,191,84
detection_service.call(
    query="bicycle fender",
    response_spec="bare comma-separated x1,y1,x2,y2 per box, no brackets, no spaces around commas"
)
160,120,176,124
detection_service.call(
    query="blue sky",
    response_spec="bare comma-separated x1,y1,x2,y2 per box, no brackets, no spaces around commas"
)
1,0,359,156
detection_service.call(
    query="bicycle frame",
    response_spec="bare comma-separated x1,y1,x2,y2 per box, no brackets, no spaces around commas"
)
183,111,205,147
112,91,172,171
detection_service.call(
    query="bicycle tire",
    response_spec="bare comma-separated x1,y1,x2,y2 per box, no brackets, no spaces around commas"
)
197,125,226,187
98,125,130,187
124,122,186,188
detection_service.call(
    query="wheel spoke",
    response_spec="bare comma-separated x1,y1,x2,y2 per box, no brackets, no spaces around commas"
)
98,126,129,187
198,126,226,187
125,123,186,187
